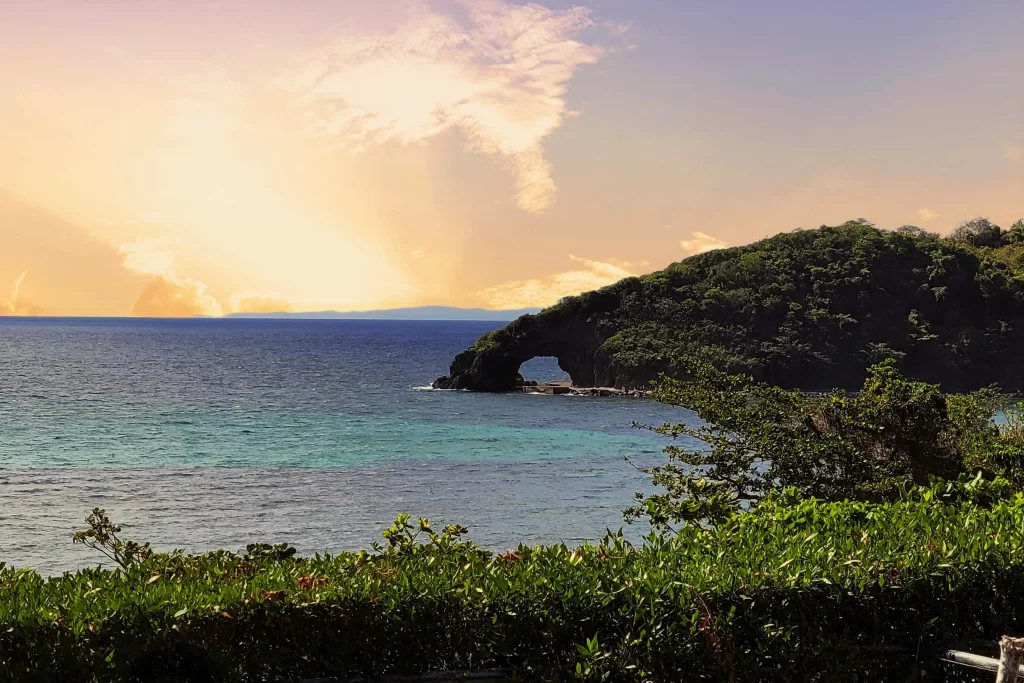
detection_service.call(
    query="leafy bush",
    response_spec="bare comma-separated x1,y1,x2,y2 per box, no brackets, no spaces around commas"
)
626,360,1024,528
3,499,1024,682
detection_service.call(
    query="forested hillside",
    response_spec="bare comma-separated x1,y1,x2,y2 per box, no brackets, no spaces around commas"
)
435,219,1024,392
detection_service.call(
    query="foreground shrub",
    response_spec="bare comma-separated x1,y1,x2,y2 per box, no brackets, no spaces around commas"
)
627,359,1024,527
3,495,1024,682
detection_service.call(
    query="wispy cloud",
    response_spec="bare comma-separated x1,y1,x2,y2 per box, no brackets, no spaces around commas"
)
12,269,28,303
603,20,633,38
680,231,729,256
477,232,731,309
0,270,37,315
918,208,939,221
476,254,633,309
276,0,604,213
119,239,223,317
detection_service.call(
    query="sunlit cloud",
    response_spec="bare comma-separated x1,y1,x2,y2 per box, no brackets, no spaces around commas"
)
918,208,939,221
0,269,38,315
680,231,729,256
605,257,649,270
120,239,176,279
12,269,28,303
230,292,293,314
476,254,633,309
130,277,222,318
276,0,604,213
119,239,223,318
478,233,733,309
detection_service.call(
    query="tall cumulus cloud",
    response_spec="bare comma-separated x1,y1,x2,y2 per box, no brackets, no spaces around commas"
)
119,240,223,318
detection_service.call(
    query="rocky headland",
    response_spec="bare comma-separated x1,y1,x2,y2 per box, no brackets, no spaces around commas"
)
435,221,1024,394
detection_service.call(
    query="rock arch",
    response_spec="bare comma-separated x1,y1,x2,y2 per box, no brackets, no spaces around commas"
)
432,313,611,392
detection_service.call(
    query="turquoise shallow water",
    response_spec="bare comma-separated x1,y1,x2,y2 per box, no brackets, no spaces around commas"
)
0,318,692,573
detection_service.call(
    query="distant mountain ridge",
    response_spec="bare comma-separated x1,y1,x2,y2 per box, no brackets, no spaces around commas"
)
223,306,541,321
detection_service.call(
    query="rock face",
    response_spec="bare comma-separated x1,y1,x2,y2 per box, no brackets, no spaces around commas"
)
433,313,610,391
432,274,666,392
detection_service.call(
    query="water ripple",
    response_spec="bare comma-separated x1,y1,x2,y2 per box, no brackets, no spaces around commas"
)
0,318,697,572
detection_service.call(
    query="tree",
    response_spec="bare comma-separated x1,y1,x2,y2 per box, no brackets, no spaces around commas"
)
1006,219,1024,245
895,225,938,240
625,360,1013,529
950,217,1005,247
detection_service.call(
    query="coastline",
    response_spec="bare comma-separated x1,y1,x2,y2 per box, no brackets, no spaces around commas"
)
519,380,649,398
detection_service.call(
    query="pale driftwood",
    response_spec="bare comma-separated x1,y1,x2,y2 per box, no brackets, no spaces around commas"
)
941,648,1003,672
997,637,1024,683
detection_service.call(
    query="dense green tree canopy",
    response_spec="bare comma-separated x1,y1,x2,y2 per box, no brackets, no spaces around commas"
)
626,359,1024,528
549,219,1024,391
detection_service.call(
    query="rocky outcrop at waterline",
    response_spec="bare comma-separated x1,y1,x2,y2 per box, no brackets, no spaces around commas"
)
432,278,667,392
431,308,628,391
433,221,1024,394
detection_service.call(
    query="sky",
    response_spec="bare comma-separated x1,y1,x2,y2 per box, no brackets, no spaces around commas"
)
1,0,1021,317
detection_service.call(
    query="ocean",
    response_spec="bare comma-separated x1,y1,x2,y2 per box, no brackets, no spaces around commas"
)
0,318,691,574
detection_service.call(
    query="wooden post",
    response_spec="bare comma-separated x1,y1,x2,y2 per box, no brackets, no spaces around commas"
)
997,636,1024,683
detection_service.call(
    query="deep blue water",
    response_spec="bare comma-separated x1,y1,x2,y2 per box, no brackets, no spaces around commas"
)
0,318,690,573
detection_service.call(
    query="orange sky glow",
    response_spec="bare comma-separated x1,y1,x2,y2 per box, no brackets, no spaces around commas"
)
1,0,1021,317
